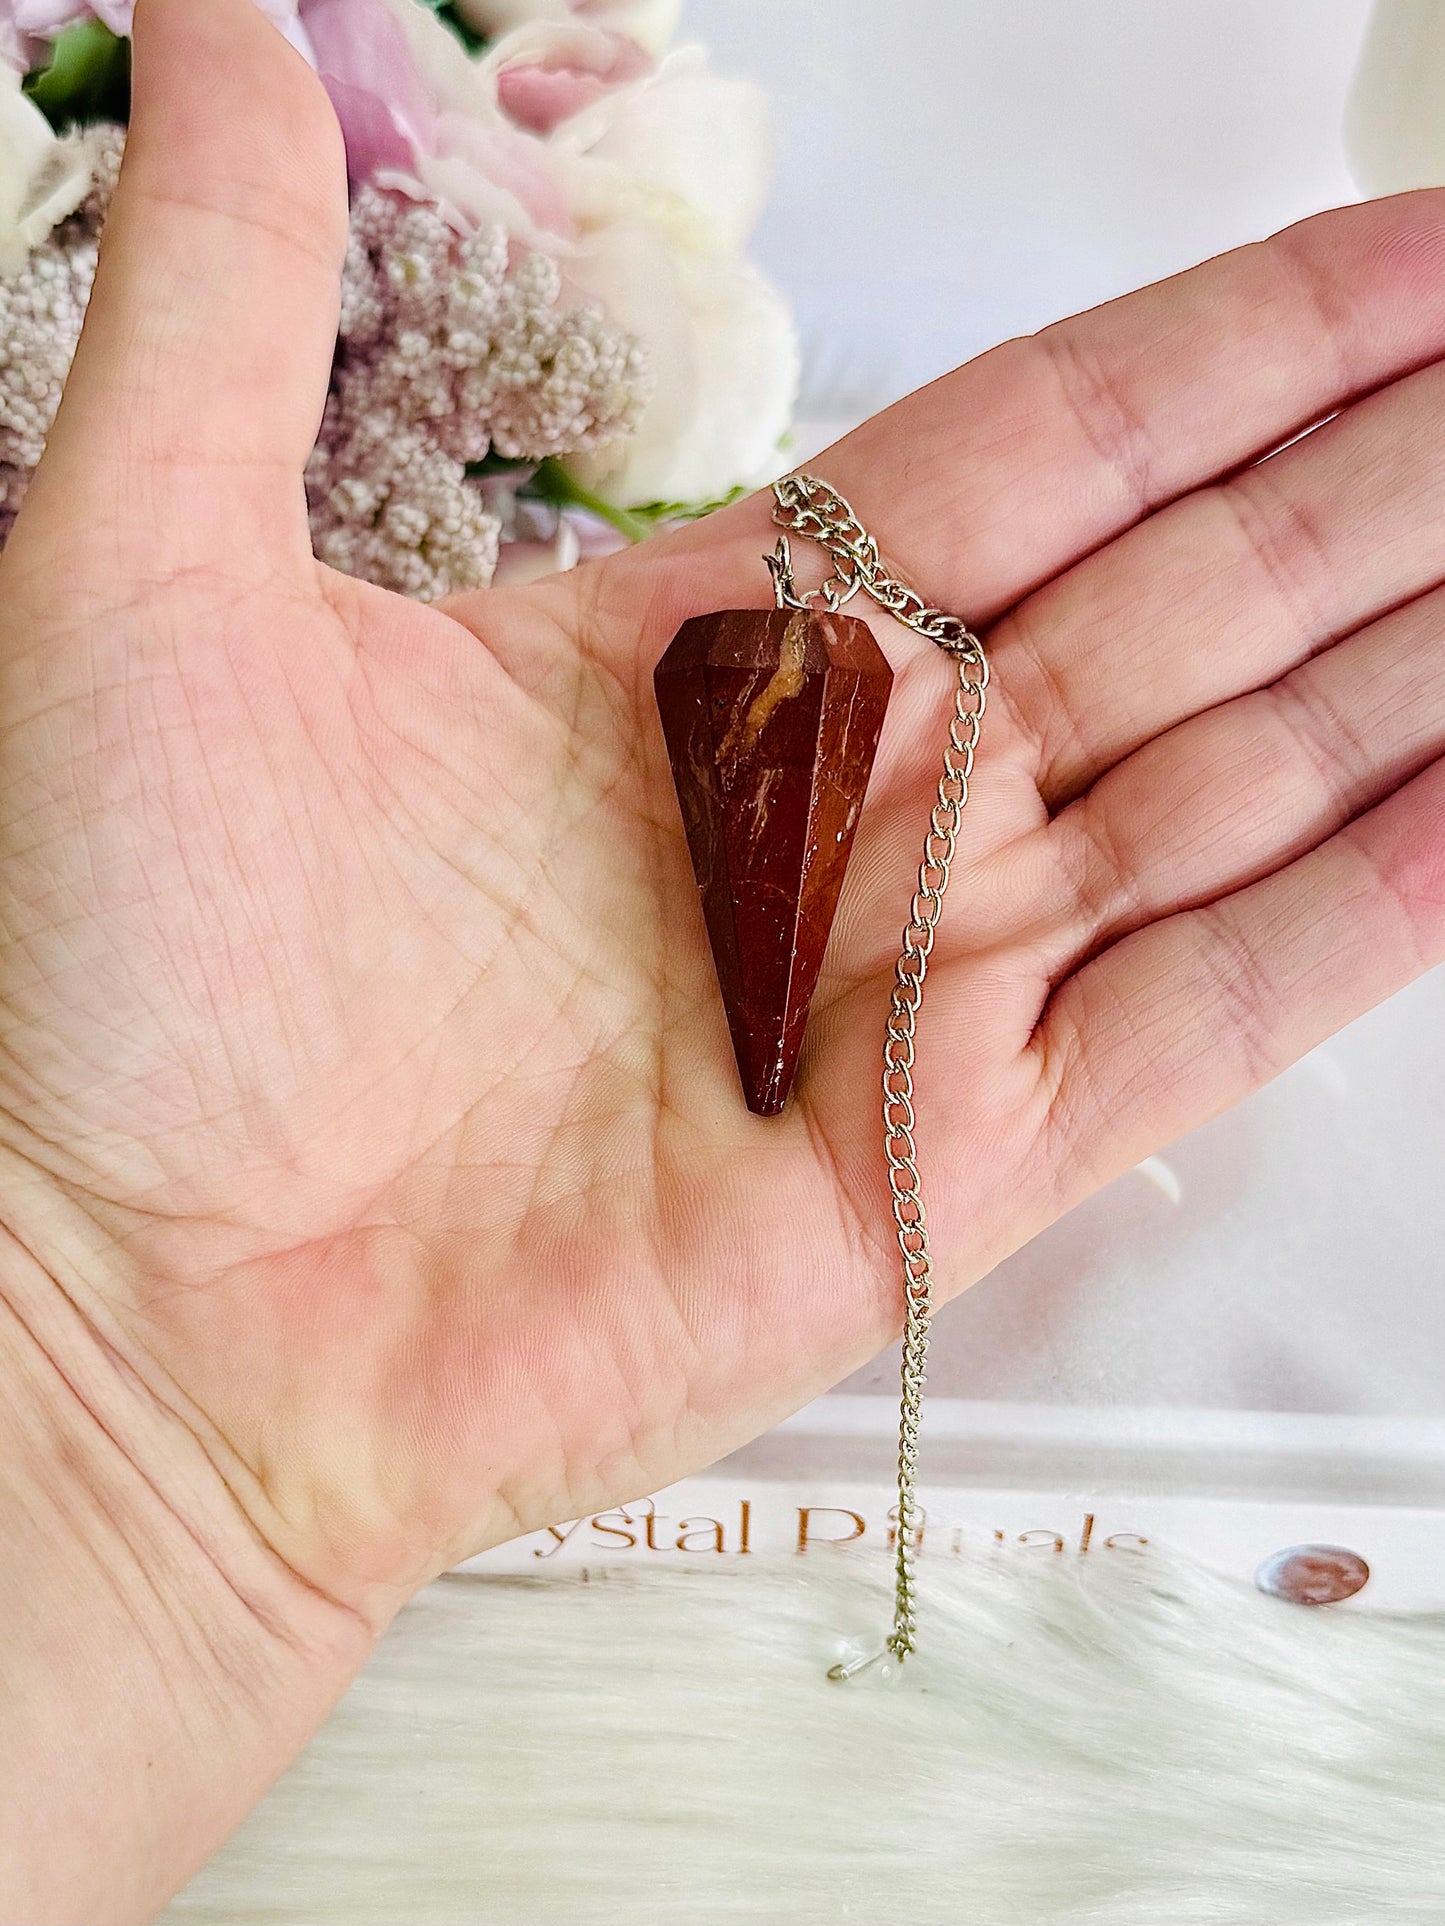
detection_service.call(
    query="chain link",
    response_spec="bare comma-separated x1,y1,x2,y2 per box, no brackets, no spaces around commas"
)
772,471,990,1677
771,471,983,661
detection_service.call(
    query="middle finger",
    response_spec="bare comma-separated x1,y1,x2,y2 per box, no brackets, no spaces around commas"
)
1000,354,1445,809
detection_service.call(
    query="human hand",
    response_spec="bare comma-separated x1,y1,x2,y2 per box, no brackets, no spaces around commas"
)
4,6,1445,1911
4,0,1445,1619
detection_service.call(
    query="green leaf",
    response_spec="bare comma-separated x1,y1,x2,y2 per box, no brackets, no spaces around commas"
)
23,19,131,131
632,486,750,526
522,461,748,544
464,454,535,482
522,460,655,544
415,2,489,54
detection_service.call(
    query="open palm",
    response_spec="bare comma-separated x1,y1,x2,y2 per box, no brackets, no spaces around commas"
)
3,0,1444,1634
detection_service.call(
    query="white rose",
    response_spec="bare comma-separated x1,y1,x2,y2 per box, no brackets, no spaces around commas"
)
539,42,796,505
564,218,797,507
550,43,769,256
365,8,799,508
452,0,682,60
0,64,96,273
362,0,578,244
369,0,491,114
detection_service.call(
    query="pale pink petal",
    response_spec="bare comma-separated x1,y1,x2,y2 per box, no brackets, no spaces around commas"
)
301,0,438,182
321,76,417,178
498,64,614,135
497,35,650,135
430,108,575,237
12,1,104,29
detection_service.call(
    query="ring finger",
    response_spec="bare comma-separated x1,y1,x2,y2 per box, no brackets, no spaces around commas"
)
1033,575,1445,979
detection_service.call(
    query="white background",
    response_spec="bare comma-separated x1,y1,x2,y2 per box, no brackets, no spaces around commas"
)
681,0,1445,1420
685,0,1373,409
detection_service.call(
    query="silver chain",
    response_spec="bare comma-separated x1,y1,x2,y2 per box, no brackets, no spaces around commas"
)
770,472,990,1678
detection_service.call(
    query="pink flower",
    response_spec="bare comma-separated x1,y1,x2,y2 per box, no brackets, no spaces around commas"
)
420,107,575,238
493,27,650,136
302,0,438,180
322,0,576,239
372,11,794,509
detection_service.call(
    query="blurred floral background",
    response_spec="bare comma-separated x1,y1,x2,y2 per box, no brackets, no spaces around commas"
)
0,0,799,593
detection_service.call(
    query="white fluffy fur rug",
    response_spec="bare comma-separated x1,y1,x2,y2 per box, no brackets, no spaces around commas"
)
163,1549,1445,1924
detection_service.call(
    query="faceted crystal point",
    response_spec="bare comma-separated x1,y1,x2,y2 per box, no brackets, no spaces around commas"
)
655,607,893,1115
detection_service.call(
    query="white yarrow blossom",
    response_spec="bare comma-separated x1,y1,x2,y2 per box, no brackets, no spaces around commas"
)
0,145,651,597
0,121,119,536
307,183,650,599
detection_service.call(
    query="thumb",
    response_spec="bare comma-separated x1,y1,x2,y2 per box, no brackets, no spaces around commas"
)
24,0,348,570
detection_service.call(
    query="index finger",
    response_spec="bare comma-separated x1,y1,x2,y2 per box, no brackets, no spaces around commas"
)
643,191,1445,650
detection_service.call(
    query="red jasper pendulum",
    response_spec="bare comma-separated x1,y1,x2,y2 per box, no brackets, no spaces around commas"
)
654,596,892,1116
653,471,992,1675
